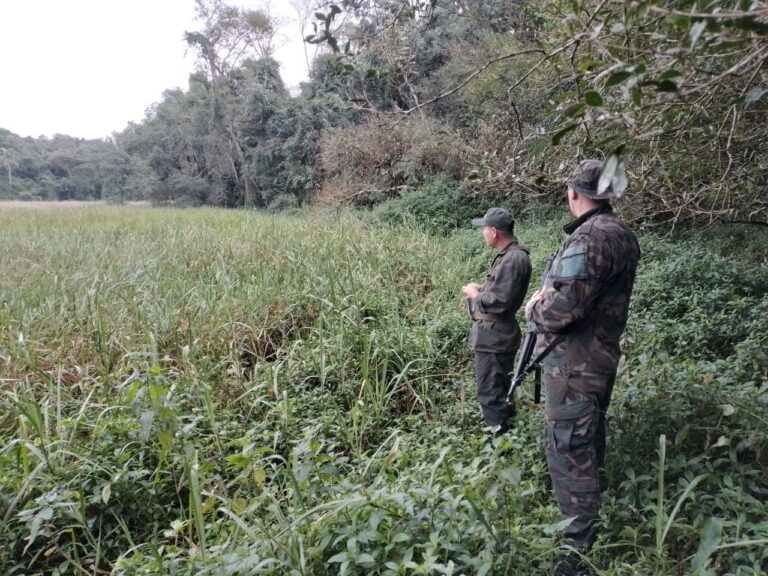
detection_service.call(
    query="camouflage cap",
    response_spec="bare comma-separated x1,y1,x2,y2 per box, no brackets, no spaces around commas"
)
471,207,514,232
566,159,626,199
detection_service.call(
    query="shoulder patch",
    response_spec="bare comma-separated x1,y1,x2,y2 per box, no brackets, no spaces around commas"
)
557,243,588,279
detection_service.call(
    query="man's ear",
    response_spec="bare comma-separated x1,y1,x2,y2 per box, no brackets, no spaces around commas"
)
568,188,579,202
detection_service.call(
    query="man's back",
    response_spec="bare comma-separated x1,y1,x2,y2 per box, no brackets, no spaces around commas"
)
529,205,640,373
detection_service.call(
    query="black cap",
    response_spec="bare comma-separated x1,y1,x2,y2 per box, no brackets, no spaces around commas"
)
471,207,514,232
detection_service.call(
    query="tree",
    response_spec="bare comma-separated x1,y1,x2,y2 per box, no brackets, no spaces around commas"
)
0,146,16,196
534,0,768,226
184,0,281,207
289,0,322,76
185,0,277,82
308,0,768,227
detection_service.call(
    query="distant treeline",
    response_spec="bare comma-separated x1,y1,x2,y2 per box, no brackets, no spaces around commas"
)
2,0,766,228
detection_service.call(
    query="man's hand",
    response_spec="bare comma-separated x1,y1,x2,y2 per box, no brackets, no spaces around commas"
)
525,288,549,319
461,283,482,299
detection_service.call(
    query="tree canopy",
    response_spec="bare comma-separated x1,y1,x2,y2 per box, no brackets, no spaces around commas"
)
2,0,766,228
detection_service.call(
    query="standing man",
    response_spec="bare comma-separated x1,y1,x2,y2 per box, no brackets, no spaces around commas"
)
462,207,532,435
525,160,640,575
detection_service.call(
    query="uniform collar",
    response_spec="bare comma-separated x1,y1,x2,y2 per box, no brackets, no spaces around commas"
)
563,203,612,234
496,237,519,255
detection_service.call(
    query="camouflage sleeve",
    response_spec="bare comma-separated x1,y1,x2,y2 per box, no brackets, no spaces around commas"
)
475,250,531,315
528,234,612,333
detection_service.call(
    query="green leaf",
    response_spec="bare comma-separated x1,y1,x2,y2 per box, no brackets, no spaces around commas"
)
356,553,376,566
391,532,410,543
552,123,578,145
139,410,155,442
714,435,729,447
619,525,636,539
659,70,682,81
564,102,587,118
631,87,643,106
584,90,603,106
691,517,723,571
500,467,522,484
101,483,112,504
720,404,735,416
674,425,690,446
606,71,634,87
655,79,678,92
328,552,347,563
22,506,54,555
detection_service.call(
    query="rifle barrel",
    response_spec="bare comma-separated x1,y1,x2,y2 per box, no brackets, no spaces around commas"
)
507,331,536,404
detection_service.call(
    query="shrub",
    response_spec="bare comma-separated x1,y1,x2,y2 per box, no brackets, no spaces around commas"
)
267,193,299,213
374,177,504,235
315,114,469,207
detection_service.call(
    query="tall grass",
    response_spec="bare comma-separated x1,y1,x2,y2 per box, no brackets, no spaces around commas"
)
1,205,766,575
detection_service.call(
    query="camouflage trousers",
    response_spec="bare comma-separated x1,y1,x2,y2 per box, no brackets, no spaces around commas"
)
543,365,616,548
475,351,517,431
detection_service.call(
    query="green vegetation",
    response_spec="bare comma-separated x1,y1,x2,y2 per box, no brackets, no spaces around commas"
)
2,1,766,229
1,1,766,572
1,205,766,575
374,177,504,235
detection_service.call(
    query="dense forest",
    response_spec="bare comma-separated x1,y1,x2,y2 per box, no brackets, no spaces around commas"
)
1,0,767,228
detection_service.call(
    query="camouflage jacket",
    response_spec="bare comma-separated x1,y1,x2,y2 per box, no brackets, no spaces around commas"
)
527,205,640,373
469,238,532,353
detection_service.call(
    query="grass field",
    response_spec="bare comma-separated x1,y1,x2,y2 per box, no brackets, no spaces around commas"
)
1,205,766,575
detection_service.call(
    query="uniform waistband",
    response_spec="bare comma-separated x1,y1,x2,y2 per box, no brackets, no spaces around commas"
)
473,313,517,324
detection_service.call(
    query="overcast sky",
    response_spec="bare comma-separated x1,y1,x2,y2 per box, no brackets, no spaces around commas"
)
0,0,311,140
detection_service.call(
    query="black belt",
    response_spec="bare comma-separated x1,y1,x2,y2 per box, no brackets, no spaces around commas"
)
473,313,516,323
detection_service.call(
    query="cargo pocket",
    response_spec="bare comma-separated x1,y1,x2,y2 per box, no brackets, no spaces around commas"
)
546,399,597,453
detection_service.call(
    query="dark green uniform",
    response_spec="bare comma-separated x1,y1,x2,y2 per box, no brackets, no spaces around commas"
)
469,239,532,431
527,204,640,548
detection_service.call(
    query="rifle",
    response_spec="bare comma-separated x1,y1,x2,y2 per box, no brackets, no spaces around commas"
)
507,328,570,406
507,331,541,406
506,253,560,407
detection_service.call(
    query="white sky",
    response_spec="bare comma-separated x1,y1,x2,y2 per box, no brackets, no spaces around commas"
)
0,0,312,140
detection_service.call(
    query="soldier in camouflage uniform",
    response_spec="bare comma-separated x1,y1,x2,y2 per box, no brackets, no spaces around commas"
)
525,160,640,575
462,207,532,434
